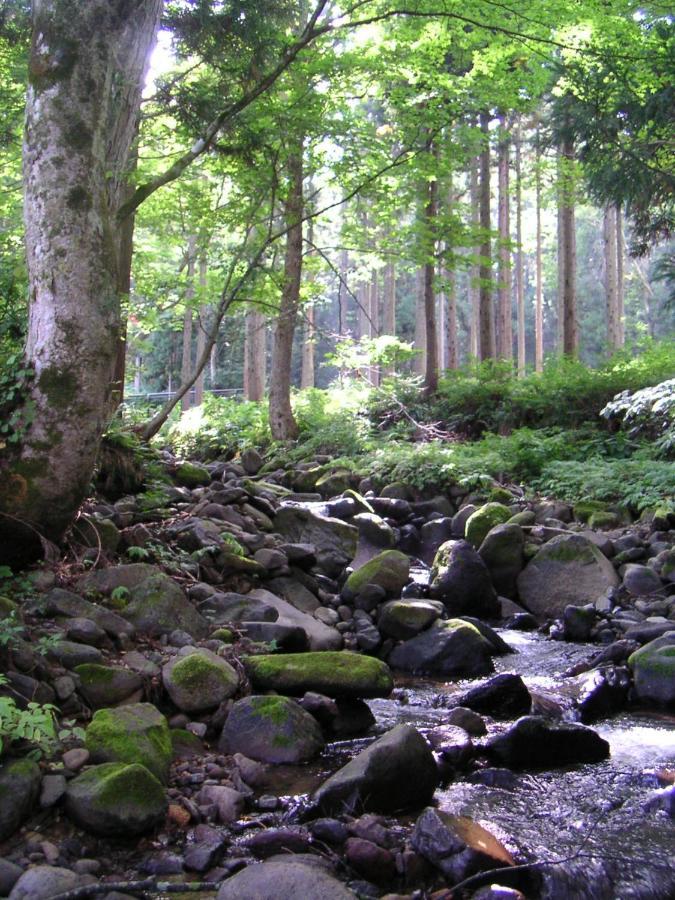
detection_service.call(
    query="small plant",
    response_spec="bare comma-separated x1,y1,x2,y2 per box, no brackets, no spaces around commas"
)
0,676,58,759
0,611,24,649
127,545,150,561
110,586,130,604
35,633,62,656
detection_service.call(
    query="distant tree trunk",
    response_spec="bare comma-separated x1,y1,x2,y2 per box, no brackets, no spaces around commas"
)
469,154,480,358
369,268,380,387
180,237,197,412
632,255,656,338
444,262,458,370
300,304,315,389
110,180,136,411
356,281,369,340
616,205,625,346
382,260,396,377
560,138,577,356
338,248,349,335
269,146,303,440
604,204,621,352
0,0,161,554
194,253,208,406
535,137,544,373
556,151,565,353
413,267,426,375
515,117,525,375
244,309,266,401
210,344,217,386
478,111,494,360
496,115,512,361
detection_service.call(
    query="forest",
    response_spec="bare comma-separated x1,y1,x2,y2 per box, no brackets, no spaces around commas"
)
0,1,674,899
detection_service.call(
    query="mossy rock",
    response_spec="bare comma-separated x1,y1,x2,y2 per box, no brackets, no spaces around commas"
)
244,650,393,699
211,627,235,643
573,500,609,524
508,510,536,527
343,489,375,514
75,515,121,553
315,470,353,497
162,647,239,714
0,758,41,841
221,695,324,764
0,595,19,621
85,702,172,783
76,563,159,597
123,572,208,639
174,462,211,488
171,728,204,760
628,632,675,707
378,600,443,641
488,486,514,504
75,663,142,709
588,510,622,530
380,482,413,500
344,550,410,597
65,762,167,836
465,503,512,548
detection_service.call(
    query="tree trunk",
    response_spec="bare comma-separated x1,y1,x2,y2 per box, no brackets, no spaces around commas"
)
0,0,161,553
180,237,197,412
300,304,315,389
443,262,458,370
497,116,512,361
556,151,565,353
515,117,525,375
244,309,266,401
413,267,426,376
382,260,396,377
269,146,303,441
469,154,480,358
616,205,625,346
604,204,621,352
478,111,494,360
535,136,544,373
194,253,208,406
560,138,577,356
338,248,349,336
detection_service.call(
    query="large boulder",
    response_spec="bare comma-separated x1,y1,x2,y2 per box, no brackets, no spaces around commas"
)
343,550,410,598
244,651,393,699
487,716,610,768
429,540,499,618
378,600,443,640
628,632,675,706
76,563,159,596
465,503,512,548
312,723,438,815
199,591,280,624
245,588,341,650
74,663,142,709
84,703,172,783
274,506,358,560
388,620,495,678
162,647,239,714
220,695,324,764
64,762,167,835
216,860,356,900
8,866,82,900
123,573,209,638
478,524,525,599
0,759,41,841
517,534,619,620
411,807,515,884
43,588,134,636
449,673,531,719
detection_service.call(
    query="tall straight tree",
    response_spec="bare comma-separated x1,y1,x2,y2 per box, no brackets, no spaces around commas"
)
514,117,525,375
559,136,578,355
535,134,544,373
0,0,162,555
381,260,396,377
423,157,439,394
603,203,621,352
244,308,266,401
180,236,198,412
496,115,512,360
478,111,494,360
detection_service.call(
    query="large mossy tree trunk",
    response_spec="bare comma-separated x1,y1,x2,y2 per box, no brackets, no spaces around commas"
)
0,0,161,558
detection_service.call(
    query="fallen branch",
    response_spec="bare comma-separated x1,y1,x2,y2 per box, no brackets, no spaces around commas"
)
49,879,220,900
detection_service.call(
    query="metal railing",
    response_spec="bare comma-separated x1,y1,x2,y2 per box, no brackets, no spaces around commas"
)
123,387,244,405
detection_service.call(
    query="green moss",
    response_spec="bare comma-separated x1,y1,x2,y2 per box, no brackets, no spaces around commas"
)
170,654,231,690
74,664,115,684
244,650,393,699
588,510,621,529
174,462,210,488
38,366,78,410
66,185,92,211
345,550,410,595
545,540,595,564
85,704,171,784
444,618,482,637
251,695,292,726
573,500,607,523
465,502,512,548
211,627,235,643
77,761,164,809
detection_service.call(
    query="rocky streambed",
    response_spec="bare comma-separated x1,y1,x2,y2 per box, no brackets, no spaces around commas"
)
0,450,674,899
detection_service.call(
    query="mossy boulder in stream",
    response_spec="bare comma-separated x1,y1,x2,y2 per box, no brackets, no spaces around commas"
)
162,647,239,713
64,762,166,836
244,650,393,699
517,534,619,620
465,502,512,548
388,619,495,678
628,632,675,706
343,549,410,599
85,703,172,783
429,540,499,618
220,695,324,764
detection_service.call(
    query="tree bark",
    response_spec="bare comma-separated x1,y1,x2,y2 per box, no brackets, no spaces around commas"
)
180,237,197,412
382,260,396,377
469,154,480,358
244,309,267,401
604,204,621,352
556,151,565,353
515,117,525,375
369,268,380,387
535,135,544,373
0,0,161,551
616,205,625,346
413,267,426,376
560,138,577,356
300,304,315,389
478,111,494,360
496,115,512,361
269,146,303,441
194,253,208,406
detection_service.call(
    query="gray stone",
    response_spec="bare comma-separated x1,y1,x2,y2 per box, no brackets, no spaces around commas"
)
378,600,442,640
44,588,135,636
196,784,246,823
0,859,22,896
0,758,41,840
274,506,358,559
200,591,279,624
313,723,438,815
388,620,495,678
623,564,663,597
517,534,620,620
124,573,209,638
628,632,675,706
162,647,239,713
246,588,342,650
40,774,67,808
221,695,324,764
65,617,107,646
75,663,143,708
216,860,356,900
48,640,103,669
352,513,396,547
76,563,159,596
479,524,525,599
429,540,499,618
267,576,319,613
487,715,610,768
8,866,81,900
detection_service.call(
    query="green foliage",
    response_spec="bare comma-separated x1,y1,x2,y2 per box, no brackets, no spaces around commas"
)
0,675,57,758
601,379,675,457
166,395,271,460
0,610,23,648
0,353,34,447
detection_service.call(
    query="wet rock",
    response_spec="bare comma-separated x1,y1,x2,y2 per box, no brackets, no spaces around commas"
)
75,663,142,708
345,837,397,883
216,859,356,900
562,604,597,642
344,550,411,598
446,706,487,736
429,540,499,618
458,616,513,655
196,784,246,823
451,673,531,719
8,866,82,899
472,887,526,899
487,715,610,768
162,647,238,713
378,600,443,640
517,534,620,620
411,807,515,884
623,564,663,596
623,621,675,643
628,632,675,706
244,826,313,857
221,695,324,763
124,573,209,638
0,758,41,840
244,650,393,698
310,817,349,844
465,503,512,548
312,724,438,815
479,524,525,599
427,725,474,769
467,767,519,790
388,620,495,678
85,703,172,783
184,824,228,871
65,762,167,836
575,666,631,723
